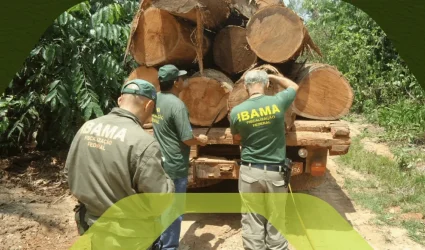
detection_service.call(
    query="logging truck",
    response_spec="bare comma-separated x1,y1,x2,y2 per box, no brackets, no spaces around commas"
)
127,0,354,190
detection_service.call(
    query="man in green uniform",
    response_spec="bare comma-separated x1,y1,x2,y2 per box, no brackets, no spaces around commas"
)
152,64,208,250
229,70,299,250
65,79,174,249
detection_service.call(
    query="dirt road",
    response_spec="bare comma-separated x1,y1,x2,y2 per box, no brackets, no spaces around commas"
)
0,122,423,250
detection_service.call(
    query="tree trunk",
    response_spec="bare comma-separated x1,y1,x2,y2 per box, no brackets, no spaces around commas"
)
126,66,160,91
151,0,230,29
291,63,354,120
213,26,257,75
228,0,284,19
227,64,296,130
246,5,319,63
131,7,210,67
179,69,234,126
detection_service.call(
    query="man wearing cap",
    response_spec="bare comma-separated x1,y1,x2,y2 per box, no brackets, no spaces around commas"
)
151,64,208,250
229,70,299,250
65,79,174,249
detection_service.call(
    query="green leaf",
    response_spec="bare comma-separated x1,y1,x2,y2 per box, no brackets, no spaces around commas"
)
92,102,104,117
81,97,91,109
51,97,57,111
84,102,94,120
42,45,56,66
30,46,42,57
45,89,57,103
57,85,70,107
58,12,69,26
49,80,60,91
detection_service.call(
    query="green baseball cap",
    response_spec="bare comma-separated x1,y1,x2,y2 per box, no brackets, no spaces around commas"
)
158,64,187,82
121,79,157,103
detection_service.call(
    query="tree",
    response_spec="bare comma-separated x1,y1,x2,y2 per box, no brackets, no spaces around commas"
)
301,0,425,140
0,0,139,155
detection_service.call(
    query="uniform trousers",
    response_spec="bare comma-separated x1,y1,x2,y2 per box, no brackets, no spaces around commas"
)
239,164,289,250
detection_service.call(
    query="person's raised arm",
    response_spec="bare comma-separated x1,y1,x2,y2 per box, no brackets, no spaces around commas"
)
268,74,299,92
269,74,298,110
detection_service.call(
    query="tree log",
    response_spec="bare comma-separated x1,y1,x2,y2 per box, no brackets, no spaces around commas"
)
125,66,161,125
228,0,284,19
151,0,230,29
246,5,318,63
213,26,257,75
227,64,296,130
131,7,210,67
179,69,234,126
292,63,354,120
126,66,160,91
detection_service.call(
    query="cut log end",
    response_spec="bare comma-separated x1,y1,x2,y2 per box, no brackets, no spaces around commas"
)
292,63,354,120
246,5,305,63
213,26,257,74
180,69,234,126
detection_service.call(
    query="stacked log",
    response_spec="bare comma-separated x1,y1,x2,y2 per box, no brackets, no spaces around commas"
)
131,7,210,66
179,69,234,126
126,0,354,126
125,66,161,125
213,26,257,74
290,63,354,120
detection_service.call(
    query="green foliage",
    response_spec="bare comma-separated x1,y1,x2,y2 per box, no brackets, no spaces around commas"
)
301,0,425,142
0,0,139,155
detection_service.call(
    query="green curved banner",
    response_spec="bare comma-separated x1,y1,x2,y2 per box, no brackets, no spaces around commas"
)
0,0,424,93
69,193,372,250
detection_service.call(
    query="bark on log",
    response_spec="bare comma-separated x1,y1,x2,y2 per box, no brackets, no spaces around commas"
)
213,26,257,75
246,5,319,63
151,0,230,29
179,69,234,126
131,7,210,67
227,64,296,130
228,0,284,19
292,63,354,120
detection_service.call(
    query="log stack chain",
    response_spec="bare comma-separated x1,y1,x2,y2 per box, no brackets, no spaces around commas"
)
125,0,354,129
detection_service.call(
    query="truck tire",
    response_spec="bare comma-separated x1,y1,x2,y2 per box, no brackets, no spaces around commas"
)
289,172,327,191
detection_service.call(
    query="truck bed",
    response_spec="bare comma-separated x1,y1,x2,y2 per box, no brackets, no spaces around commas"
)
143,120,351,189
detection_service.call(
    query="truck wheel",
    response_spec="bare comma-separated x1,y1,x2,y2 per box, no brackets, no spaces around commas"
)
289,172,327,191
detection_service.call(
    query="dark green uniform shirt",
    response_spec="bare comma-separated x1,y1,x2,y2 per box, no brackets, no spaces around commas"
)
229,88,297,163
64,108,174,218
152,93,194,180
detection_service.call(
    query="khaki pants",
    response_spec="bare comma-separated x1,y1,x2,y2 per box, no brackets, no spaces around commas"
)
239,164,289,250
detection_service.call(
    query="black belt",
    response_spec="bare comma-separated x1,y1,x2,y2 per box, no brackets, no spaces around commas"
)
241,162,286,172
